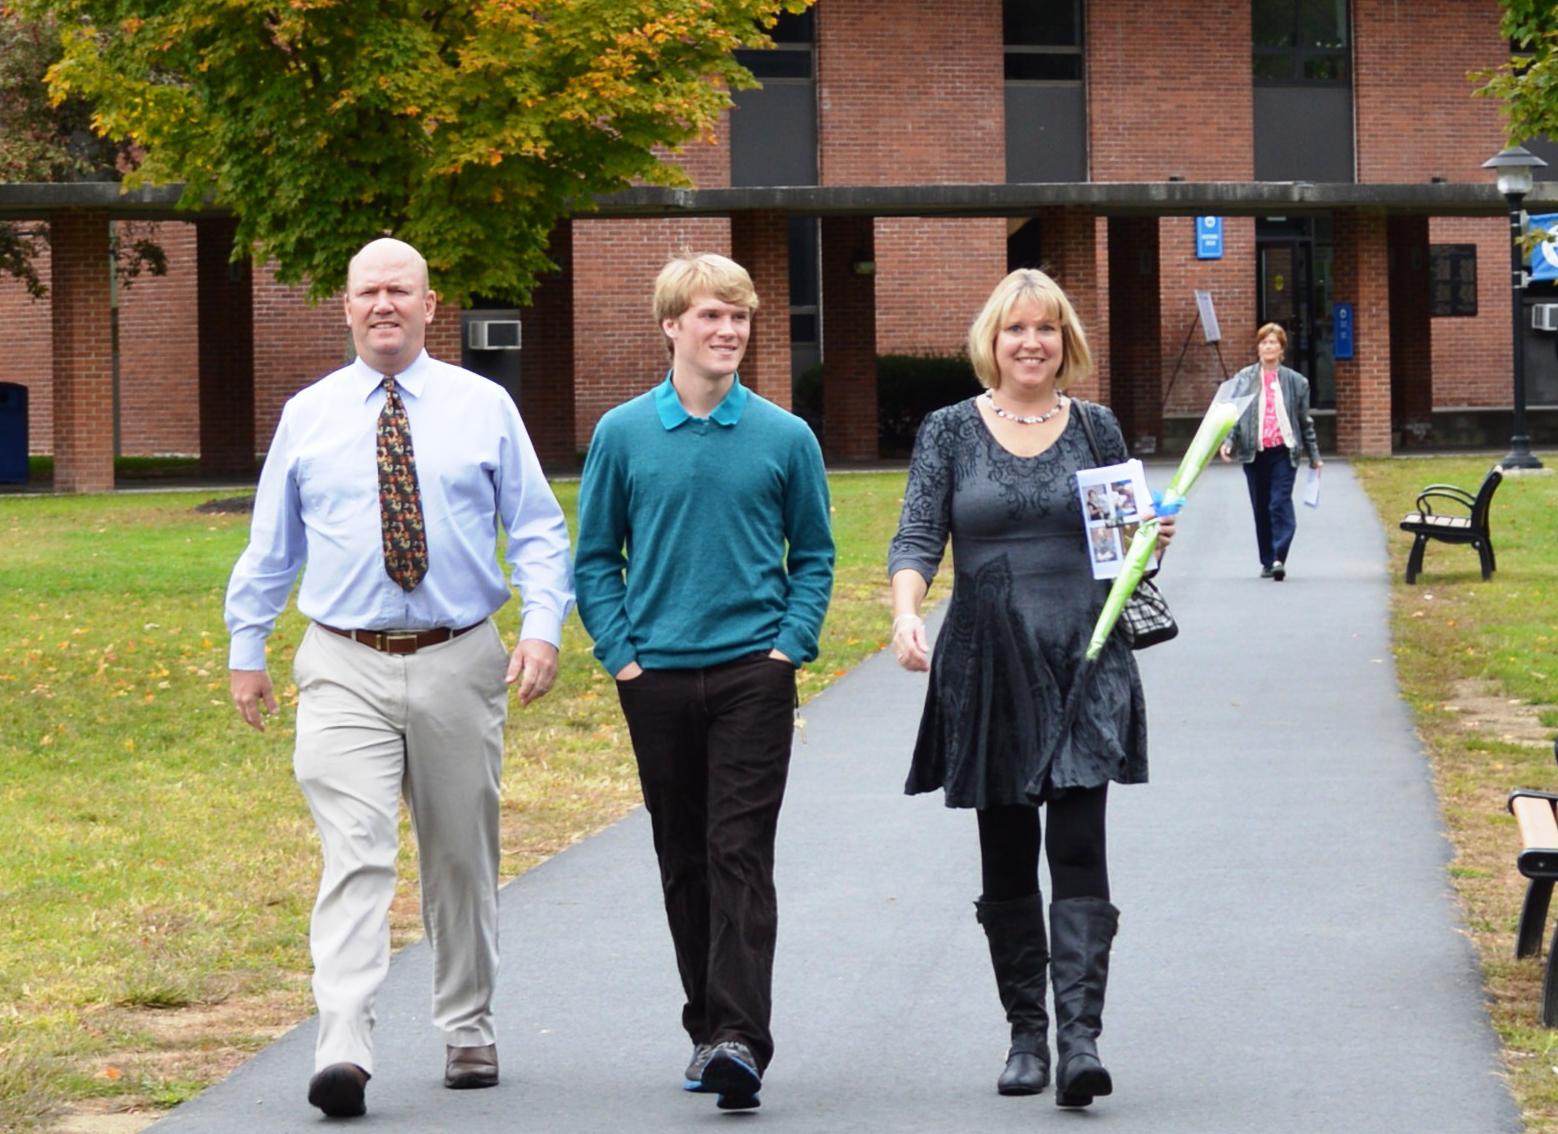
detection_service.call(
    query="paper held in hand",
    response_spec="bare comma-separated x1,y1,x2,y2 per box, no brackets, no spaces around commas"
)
1077,458,1160,580
1303,465,1322,509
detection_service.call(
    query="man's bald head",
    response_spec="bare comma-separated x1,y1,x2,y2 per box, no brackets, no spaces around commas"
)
348,237,430,293
343,237,437,374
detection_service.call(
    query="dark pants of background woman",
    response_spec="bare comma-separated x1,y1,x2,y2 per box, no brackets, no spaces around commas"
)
1242,445,1298,569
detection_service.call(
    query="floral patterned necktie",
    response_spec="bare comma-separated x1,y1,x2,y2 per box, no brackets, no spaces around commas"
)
377,375,428,591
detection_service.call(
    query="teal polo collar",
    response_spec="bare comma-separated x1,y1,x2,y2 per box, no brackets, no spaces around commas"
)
653,372,749,430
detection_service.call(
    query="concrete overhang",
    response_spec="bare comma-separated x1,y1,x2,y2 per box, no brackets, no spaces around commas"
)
5,179,1558,222
590,180,1558,218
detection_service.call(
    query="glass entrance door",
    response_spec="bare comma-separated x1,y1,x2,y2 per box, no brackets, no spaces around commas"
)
1257,217,1334,408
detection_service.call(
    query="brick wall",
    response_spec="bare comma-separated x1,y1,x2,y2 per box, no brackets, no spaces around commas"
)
1040,207,1110,403
1355,0,1506,184
1089,0,1253,183
1358,0,1508,417
118,221,199,454
1158,217,1257,416
820,215,878,459
1333,210,1393,455
0,237,53,454
1430,216,1511,407
1387,216,1434,442
196,218,256,476
1108,216,1163,449
51,211,115,492
818,0,1006,358
731,209,794,409
252,264,350,450
570,217,734,451
518,222,578,471
1091,0,1255,426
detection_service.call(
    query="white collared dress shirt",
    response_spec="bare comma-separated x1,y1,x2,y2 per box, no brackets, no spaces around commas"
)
225,350,573,670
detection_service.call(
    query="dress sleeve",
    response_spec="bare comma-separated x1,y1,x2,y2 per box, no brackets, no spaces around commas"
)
887,410,953,584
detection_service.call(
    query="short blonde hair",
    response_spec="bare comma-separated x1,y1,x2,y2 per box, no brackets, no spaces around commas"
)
652,252,759,326
967,269,1092,390
1256,322,1288,353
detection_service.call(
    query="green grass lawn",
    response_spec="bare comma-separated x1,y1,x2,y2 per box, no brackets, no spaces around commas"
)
0,471,908,1130
1352,456,1558,1133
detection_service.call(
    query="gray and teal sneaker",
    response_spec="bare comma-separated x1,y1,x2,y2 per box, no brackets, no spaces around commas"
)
701,1040,761,1111
682,1043,716,1092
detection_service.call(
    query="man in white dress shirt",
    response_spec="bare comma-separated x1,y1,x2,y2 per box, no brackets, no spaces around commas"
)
225,238,573,1119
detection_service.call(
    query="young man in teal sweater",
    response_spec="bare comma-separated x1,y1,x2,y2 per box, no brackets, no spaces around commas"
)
575,252,834,1111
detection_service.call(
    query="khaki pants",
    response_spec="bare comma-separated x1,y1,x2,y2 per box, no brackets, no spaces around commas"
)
292,620,509,1073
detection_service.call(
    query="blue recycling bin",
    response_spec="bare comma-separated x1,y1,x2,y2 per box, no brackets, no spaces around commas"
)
0,383,29,485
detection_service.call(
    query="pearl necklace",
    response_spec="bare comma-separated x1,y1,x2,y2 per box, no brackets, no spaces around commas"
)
984,390,1065,425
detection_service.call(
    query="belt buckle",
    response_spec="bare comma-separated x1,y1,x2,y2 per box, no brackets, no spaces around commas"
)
383,630,420,655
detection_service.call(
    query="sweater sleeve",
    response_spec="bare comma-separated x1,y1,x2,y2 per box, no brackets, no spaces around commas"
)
573,416,637,676
772,425,836,665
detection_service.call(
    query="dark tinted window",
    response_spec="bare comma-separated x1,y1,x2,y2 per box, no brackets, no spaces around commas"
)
1004,0,1083,83
1004,0,1080,46
1253,0,1349,83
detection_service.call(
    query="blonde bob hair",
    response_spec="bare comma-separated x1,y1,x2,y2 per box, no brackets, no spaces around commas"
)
1255,322,1288,353
967,269,1092,391
652,252,759,326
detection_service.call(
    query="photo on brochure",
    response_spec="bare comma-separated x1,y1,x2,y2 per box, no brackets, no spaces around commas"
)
1076,457,1159,580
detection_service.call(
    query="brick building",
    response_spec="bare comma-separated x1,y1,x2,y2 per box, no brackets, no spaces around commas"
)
3,0,1555,491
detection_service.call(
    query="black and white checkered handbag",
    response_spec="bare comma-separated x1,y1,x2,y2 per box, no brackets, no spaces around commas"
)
1074,399,1180,651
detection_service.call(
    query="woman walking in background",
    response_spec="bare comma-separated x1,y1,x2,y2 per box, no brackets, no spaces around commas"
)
1219,322,1323,581
886,269,1172,1109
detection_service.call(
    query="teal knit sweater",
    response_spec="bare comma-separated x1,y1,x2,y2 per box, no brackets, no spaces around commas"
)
574,376,835,676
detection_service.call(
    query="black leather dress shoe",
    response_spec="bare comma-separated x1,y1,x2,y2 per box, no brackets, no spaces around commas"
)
445,1043,499,1089
307,1063,369,1118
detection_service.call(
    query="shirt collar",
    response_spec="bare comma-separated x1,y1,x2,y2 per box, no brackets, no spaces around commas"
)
350,349,432,403
652,371,748,430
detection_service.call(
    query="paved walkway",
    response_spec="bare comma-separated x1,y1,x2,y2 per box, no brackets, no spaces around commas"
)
152,461,1519,1132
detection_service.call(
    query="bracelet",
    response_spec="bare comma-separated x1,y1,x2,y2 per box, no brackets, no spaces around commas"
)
892,613,923,631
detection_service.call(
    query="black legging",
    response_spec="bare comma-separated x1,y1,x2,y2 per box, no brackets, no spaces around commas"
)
976,784,1109,902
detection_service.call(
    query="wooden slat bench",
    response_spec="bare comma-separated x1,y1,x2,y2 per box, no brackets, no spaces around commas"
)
1399,466,1502,584
1508,789,1558,1026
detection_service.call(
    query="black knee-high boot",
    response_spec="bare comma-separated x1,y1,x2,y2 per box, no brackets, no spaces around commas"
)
974,893,1050,1095
1049,897,1118,1108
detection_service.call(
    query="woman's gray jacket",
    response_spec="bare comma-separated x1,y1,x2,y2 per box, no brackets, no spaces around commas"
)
1223,362,1321,468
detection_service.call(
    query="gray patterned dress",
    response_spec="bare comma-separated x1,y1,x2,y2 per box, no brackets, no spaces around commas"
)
887,397,1148,808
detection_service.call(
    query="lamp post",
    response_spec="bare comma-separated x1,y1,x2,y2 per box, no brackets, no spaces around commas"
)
1482,145,1548,470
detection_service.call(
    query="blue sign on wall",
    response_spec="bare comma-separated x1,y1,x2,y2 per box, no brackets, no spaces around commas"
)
1333,302,1355,361
1196,216,1224,260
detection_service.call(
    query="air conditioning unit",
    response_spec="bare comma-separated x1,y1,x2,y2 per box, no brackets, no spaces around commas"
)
1533,304,1558,333
467,319,522,350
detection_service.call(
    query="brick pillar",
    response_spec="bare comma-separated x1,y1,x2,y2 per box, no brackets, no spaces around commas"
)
1107,217,1163,451
426,296,461,361
196,218,255,477
1041,207,1108,403
519,221,577,471
820,216,878,461
1387,215,1433,448
1332,211,1393,456
730,209,793,409
50,210,114,493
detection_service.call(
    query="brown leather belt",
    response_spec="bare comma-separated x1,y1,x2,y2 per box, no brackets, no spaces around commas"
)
317,622,483,655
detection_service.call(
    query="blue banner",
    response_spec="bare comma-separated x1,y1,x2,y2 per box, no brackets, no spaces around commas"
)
1195,216,1223,260
1530,213,1558,282
1333,302,1355,361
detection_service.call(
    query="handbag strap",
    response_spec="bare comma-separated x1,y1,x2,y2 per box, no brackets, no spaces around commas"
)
1073,397,1102,464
